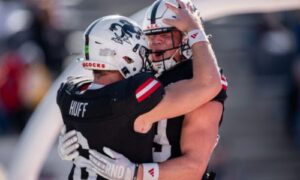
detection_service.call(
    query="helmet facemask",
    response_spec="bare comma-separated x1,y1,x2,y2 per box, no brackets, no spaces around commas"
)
146,29,191,74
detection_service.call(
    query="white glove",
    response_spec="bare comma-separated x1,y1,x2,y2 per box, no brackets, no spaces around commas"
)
71,155,98,179
58,125,80,161
89,147,138,180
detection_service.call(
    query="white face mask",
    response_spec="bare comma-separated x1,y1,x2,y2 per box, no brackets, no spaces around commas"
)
151,48,179,75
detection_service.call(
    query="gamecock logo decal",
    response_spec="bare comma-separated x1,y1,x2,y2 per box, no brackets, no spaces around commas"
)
109,19,142,45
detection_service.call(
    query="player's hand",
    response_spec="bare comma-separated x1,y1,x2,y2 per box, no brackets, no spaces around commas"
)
134,116,153,134
163,0,201,32
57,125,80,161
88,147,138,180
73,156,93,168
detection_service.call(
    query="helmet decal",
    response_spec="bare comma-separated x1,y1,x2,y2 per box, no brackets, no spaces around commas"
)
84,37,89,60
84,18,102,60
109,19,142,45
99,48,116,56
151,0,162,24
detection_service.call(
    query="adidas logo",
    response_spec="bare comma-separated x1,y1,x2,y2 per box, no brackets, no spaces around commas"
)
148,168,155,177
191,33,198,39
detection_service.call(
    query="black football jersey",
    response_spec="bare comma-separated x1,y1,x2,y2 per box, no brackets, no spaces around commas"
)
57,72,165,180
152,59,228,161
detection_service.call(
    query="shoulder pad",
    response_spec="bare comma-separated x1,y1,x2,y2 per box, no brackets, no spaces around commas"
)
62,76,92,94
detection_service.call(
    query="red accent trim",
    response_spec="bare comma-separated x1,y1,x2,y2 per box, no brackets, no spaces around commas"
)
136,78,154,93
136,79,161,103
221,75,228,90
222,84,227,90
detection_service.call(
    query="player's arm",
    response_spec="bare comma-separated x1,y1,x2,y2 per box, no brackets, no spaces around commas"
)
155,101,222,180
86,101,223,180
134,1,221,133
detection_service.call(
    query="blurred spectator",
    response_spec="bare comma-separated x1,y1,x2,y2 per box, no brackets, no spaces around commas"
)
18,42,52,112
252,12,300,148
0,0,66,133
256,12,297,76
0,49,27,133
25,0,67,78
0,42,52,133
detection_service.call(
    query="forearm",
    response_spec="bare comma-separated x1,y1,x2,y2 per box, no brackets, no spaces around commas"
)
136,130,216,180
158,129,217,179
158,102,222,180
136,157,204,180
192,40,220,91
186,22,222,105
159,154,207,180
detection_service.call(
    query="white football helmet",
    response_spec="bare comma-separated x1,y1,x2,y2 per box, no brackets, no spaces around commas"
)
81,15,149,78
142,0,198,73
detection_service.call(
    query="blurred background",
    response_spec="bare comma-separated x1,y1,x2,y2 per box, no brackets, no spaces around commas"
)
0,0,300,179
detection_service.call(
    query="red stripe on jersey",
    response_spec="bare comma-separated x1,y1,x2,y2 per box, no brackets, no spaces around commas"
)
222,84,227,90
136,78,154,93
136,78,161,102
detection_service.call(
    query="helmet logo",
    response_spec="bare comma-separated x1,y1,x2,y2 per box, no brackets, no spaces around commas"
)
99,48,116,56
109,19,142,45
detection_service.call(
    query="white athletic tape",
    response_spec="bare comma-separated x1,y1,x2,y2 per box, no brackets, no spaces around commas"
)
142,163,159,180
188,29,209,47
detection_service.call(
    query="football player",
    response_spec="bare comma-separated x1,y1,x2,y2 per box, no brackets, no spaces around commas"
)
57,3,221,179
81,0,228,179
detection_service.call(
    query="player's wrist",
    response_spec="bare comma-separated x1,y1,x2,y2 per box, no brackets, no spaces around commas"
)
187,29,209,47
142,163,159,180
135,164,143,180
132,163,139,180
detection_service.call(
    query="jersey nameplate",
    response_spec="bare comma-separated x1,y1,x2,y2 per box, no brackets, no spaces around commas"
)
69,100,88,118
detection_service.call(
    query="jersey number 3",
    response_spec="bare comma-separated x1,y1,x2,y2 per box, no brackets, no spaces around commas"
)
152,120,171,162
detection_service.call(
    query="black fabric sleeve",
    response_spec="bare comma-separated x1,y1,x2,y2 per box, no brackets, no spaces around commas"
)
212,69,228,104
212,88,227,104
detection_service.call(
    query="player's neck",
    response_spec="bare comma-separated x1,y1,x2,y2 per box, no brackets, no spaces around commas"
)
93,73,124,85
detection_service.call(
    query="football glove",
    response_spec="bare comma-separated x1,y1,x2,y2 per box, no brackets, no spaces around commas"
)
57,125,80,161
89,147,138,180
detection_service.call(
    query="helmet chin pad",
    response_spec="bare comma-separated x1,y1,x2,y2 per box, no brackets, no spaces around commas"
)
150,47,179,73
152,58,178,73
